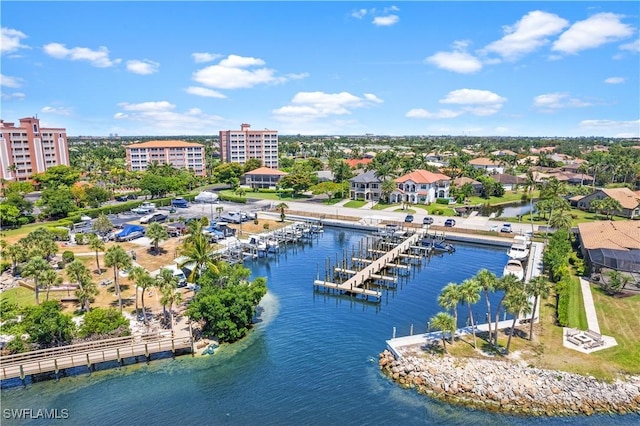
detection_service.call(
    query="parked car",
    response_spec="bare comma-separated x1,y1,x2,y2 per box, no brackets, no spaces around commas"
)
115,194,137,202
140,212,168,224
444,218,456,227
423,216,434,225
404,214,414,223
171,197,189,208
166,222,188,237
501,223,513,233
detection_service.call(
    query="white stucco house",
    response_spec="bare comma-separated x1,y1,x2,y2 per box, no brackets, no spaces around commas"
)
390,170,451,204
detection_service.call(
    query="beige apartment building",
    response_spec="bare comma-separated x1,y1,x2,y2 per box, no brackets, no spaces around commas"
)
125,140,206,176
0,117,70,182
219,123,278,169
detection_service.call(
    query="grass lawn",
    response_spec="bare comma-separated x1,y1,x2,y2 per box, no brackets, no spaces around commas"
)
411,204,456,216
464,190,535,206
371,202,400,211
566,275,588,329
220,189,311,202
394,208,416,214
322,198,344,205
1,286,35,308
343,200,367,208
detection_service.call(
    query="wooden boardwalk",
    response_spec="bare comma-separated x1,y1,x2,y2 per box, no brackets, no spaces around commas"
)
314,230,425,301
0,332,193,382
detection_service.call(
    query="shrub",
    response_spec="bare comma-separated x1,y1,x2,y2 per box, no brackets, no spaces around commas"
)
555,278,570,327
263,223,270,230
254,218,259,225
62,251,75,264
436,198,449,205
219,193,247,203
74,233,86,245
435,210,444,215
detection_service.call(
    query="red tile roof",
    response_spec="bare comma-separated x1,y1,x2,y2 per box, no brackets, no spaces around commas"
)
469,157,501,166
243,166,287,176
345,158,372,168
395,169,450,184
125,140,204,148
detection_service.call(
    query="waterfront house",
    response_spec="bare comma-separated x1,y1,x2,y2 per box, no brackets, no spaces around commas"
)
577,188,640,219
390,169,451,204
468,157,505,175
348,170,381,201
453,176,482,196
577,221,640,275
242,167,288,190
492,174,526,191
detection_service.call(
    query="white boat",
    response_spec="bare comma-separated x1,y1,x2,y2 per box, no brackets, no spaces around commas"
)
513,234,531,247
503,259,525,281
507,243,530,260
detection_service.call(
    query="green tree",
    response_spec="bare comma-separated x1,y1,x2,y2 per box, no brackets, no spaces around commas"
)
76,276,98,313
380,179,397,203
2,244,27,275
603,270,633,295
279,172,313,195
22,301,75,346
0,204,21,227
503,286,532,354
429,312,456,353
92,214,113,236
243,158,263,173
459,278,481,349
78,308,130,338
87,233,105,274
214,162,244,187
526,276,552,341
329,160,354,183
156,267,179,319
178,233,217,282
438,282,461,330
130,267,155,322
493,274,521,346
40,268,62,302
33,165,80,189
84,186,111,208
475,269,498,344
104,246,132,312
160,283,182,331
310,181,342,201
275,202,289,222
38,185,77,218
146,222,169,253
601,197,623,220
22,256,52,304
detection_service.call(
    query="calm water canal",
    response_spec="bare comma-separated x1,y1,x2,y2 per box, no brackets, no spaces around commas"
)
1,228,634,425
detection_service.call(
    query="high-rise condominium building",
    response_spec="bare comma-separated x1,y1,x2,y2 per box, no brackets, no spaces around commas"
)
0,117,69,182
219,123,278,169
125,140,206,176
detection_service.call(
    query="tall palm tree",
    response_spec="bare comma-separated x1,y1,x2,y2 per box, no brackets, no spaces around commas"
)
22,256,51,304
146,222,169,253
75,276,98,312
156,268,179,321
459,278,481,349
104,246,132,312
601,197,623,220
178,233,217,282
128,266,148,315
438,283,462,330
160,285,182,331
475,269,497,343
65,259,91,300
87,234,105,275
429,312,456,353
4,244,27,276
526,276,552,341
493,274,521,346
40,269,62,301
549,208,573,230
275,202,289,222
503,286,532,354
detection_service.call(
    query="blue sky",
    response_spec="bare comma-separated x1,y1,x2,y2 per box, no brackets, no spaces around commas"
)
1,1,639,137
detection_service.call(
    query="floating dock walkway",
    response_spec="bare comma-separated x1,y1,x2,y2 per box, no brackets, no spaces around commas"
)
313,229,426,301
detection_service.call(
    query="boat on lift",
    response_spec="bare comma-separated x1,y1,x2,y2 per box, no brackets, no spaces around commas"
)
507,243,529,260
503,259,525,281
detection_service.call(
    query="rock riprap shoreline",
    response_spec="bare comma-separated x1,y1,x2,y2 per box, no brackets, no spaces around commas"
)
379,350,640,416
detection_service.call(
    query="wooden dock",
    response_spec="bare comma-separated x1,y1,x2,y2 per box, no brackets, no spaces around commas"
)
0,332,193,382
314,230,425,301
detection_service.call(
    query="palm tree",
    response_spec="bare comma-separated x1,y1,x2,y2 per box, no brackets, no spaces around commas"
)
526,276,552,341
475,269,497,343
380,179,397,203
178,233,217,282
4,244,27,276
40,269,62,301
75,276,98,312
160,284,182,331
549,208,573,230
438,282,462,330
104,246,132,312
22,256,51,304
493,274,521,346
87,234,105,274
146,222,169,253
65,259,91,302
275,202,289,222
459,278,481,349
156,268,179,322
589,199,604,219
601,197,623,220
503,286,532,354
429,312,456,353
128,266,148,315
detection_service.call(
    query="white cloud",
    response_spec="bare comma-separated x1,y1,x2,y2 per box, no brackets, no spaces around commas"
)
0,74,23,88
43,42,121,67
185,86,227,99
373,15,399,26
552,13,635,54
405,108,463,119
579,119,640,136
604,77,625,84
41,106,71,115
113,100,226,135
619,38,640,53
126,59,159,75
351,9,367,19
533,92,592,110
1,27,29,55
482,10,568,60
1,92,25,101
192,52,222,63
425,50,482,74
286,72,310,80
273,91,383,119
193,54,301,89
441,89,506,105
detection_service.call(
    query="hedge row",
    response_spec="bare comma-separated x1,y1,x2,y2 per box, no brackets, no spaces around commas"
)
555,277,570,327
219,193,247,203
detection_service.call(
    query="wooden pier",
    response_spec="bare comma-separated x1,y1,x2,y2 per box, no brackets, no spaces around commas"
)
0,332,193,383
314,230,426,301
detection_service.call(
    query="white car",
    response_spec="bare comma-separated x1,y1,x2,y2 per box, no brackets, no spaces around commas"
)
140,212,168,224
